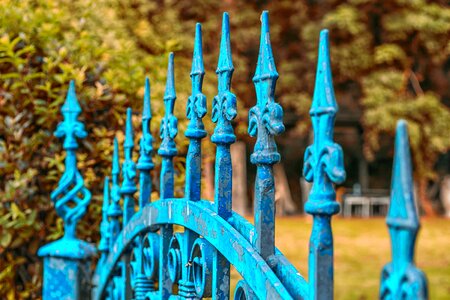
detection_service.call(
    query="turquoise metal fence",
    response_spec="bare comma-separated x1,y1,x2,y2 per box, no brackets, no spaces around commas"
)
38,11,428,300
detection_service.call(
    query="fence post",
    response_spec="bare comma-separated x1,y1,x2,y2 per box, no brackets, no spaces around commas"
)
303,30,346,299
380,120,428,299
38,81,96,300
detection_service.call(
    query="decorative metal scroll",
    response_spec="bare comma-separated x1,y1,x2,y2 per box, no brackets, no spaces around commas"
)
380,120,428,299
51,80,92,238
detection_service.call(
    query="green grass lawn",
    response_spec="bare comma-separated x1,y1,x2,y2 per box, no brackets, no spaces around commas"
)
230,217,450,299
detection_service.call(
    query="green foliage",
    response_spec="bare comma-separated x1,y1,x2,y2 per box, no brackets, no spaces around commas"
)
0,0,192,297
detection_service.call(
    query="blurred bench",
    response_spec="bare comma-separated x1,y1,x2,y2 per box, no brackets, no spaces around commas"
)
343,189,390,217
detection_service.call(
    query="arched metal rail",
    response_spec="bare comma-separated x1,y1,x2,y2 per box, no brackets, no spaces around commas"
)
96,199,308,299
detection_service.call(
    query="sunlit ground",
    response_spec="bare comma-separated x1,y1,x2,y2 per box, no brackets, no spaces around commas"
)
229,217,450,299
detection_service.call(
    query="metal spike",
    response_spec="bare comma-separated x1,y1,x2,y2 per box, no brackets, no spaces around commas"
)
387,120,419,229
253,11,278,83
217,12,234,74
61,80,82,114
102,176,110,216
112,137,120,178
143,77,152,122
164,53,176,112
311,29,338,112
191,23,205,77
124,108,134,150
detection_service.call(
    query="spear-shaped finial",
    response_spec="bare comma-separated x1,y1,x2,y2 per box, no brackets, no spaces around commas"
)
191,23,205,78
112,137,120,184
143,77,152,122
50,80,91,238
311,29,338,114
212,12,237,146
249,10,284,165
217,12,234,75
108,137,122,245
121,108,137,225
137,77,154,208
55,80,87,150
164,53,176,113
158,53,178,158
380,120,428,299
61,80,82,114
186,23,207,139
124,108,135,151
253,11,278,86
387,120,419,229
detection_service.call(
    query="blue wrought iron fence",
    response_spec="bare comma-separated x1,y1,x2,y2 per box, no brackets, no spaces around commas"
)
37,11,428,300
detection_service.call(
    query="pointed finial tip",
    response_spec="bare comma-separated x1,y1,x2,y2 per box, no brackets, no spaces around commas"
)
113,136,119,163
125,108,133,137
319,29,330,52
396,119,409,141
165,52,176,100
261,11,269,32
397,119,407,129
222,12,230,30
143,77,151,119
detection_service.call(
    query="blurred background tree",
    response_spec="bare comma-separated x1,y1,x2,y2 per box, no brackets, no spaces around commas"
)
0,0,449,298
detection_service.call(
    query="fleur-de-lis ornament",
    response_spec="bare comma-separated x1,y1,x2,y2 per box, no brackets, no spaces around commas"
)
51,80,91,238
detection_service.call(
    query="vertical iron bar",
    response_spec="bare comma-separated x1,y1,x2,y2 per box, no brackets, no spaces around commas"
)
134,77,156,298
158,53,178,298
211,12,237,299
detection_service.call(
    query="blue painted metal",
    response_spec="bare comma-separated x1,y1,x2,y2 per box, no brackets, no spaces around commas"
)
108,137,122,246
249,10,285,260
40,10,430,300
38,80,96,300
158,52,178,298
177,22,208,298
380,120,428,299
98,177,110,266
303,29,346,300
131,77,157,299
211,12,236,298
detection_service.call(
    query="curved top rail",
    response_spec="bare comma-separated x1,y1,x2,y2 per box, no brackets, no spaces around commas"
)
96,198,309,299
